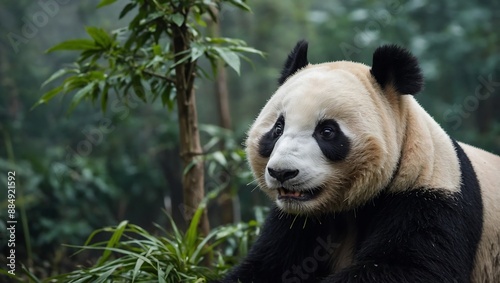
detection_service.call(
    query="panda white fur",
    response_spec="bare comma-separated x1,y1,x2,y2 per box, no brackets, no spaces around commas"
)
220,41,500,283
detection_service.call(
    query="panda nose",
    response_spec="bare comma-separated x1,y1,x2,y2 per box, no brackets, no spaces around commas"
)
268,168,299,183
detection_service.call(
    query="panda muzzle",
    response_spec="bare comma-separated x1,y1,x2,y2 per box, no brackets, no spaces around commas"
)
277,187,320,201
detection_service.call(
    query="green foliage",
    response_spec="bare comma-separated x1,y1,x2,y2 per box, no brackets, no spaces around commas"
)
36,205,262,283
200,124,251,181
1,96,172,278
36,0,263,112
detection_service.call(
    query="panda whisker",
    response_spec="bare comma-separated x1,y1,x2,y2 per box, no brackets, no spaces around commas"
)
316,215,323,225
246,177,260,186
250,185,260,192
289,214,299,229
278,211,285,220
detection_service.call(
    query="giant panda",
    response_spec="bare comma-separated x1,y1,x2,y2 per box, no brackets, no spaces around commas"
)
220,41,500,283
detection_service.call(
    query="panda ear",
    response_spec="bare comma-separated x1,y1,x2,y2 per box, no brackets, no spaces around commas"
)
278,40,309,85
370,45,424,95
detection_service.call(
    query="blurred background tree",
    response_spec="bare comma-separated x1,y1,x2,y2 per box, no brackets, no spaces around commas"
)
0,0,499,280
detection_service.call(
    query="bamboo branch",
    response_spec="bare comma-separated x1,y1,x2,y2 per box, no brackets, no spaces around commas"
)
142,69,176,84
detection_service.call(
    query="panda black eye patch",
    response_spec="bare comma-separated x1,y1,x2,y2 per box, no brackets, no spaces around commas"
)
313,119,351,161
258,115,285,157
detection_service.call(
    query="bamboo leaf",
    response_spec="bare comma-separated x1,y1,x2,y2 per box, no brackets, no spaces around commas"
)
119,3,137,19
88,70,106,81
190,44,205,62
152,44,162,56
150,80,160,102
206,37,245,45
31,85,64,110
97,0,117,8
212,151,227,167
171,13,185,27
101,83,109,113
41,68,74,88
68,82,96,113
86,26,112,48
229,0,252,12
63,76,88,93
231,46,265,57
161,84,172,106
162,84,176,111
132,77,147,102
193,12,206,27
214,47,240,75
46,39,99,53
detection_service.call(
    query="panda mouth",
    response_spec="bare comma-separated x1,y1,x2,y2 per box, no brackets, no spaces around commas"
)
277,187,322,201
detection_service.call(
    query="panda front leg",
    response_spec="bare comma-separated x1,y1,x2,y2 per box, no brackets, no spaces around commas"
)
320,190,481,283
319,240,463,283
221,207,337,283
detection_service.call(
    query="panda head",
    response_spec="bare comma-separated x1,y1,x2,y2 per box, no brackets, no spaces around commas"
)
246,40,424,215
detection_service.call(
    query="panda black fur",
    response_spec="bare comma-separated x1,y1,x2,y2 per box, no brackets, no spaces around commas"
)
220,41,500,283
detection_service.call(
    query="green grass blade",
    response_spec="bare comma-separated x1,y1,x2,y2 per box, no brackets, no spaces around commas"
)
97,220,129,266
93,264,121,283
185,205,205,254
157,261,167,283
132,257,145,282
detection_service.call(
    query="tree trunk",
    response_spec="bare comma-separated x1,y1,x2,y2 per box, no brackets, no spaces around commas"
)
209,7,239,225
215,62,232,130
172,20,210,236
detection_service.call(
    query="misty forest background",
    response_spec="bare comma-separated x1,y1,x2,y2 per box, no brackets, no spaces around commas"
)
1,0,499,281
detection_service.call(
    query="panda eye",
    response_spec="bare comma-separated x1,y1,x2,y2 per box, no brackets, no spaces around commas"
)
320,126,335,140
273,122,284,137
